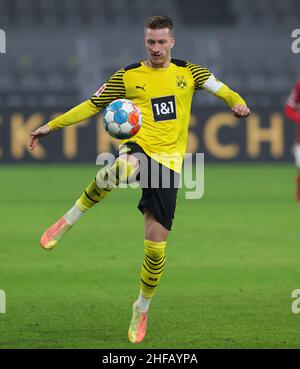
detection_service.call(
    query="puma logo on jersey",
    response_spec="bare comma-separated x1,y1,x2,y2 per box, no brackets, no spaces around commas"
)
136,84,146,91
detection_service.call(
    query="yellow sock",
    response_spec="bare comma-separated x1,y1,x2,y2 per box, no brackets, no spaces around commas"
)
76,177,111,211
140,239,167,299
76,158,137,211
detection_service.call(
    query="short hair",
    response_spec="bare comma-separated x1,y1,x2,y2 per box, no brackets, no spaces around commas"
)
144,15,174,35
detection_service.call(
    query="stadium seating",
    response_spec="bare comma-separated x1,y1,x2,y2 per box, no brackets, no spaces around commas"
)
230,0,300,27
0,0,299,108
1,0,299,27
0,0,182,28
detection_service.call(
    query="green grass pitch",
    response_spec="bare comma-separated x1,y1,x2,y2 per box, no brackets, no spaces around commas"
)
0,163,300,349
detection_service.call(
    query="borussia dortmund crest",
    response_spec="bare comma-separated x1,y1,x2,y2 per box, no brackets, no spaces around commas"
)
176,76,187,89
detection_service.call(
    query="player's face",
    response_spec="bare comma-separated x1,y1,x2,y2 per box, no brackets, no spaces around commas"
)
144,28,175,68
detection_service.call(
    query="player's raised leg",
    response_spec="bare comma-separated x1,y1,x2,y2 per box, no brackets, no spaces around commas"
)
40,175,111,250
40,156,137,250
128,210,168,343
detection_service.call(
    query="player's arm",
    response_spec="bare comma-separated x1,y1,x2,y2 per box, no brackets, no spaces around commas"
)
284,81,300,125
30,69,126,151
29,97,102,151
202,74,250,117
187,62,250,117
285,105,300,124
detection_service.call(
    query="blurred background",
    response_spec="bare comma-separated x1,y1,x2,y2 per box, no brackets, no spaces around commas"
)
1,0,300,350
0,0,299,162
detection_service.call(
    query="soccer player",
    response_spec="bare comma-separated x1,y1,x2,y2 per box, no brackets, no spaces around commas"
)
284,79,300,201
29,15,250,343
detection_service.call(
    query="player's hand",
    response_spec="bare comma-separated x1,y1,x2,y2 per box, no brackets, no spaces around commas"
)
232,105,251,118
29,124,51,151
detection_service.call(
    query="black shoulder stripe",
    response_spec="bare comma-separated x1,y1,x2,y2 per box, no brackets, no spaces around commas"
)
124,62,142,71
171,59,187,67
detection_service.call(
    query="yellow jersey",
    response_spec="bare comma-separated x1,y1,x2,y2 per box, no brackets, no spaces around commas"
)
48,59,247,172
91,59,211,172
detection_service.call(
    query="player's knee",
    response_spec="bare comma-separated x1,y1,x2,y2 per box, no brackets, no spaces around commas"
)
95,166,112,189
144,212,169,242
144,239,166,260
96,157,138,188
116,157,138,183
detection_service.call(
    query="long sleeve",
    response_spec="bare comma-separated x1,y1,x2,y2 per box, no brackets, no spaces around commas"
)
202,74,247,108
214,84,246,108
90,68,126,108
48,100,101,131
187,62,247,108
186,62,211,89
48,68,126,131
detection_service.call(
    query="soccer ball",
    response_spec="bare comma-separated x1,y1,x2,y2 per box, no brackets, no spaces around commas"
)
103,99,142,139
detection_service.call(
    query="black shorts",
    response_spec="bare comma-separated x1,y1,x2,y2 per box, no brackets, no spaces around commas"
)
116,142,179,231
